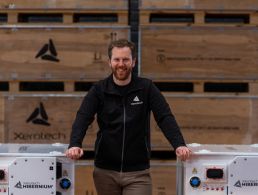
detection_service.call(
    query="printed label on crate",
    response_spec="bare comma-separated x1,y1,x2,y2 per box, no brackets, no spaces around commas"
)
4,96,97,147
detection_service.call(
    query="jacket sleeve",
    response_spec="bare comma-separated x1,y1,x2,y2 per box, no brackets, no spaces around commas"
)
69,85,100,148
149,82,186,150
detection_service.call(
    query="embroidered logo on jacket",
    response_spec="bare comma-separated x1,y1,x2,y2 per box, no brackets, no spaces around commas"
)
131,96,143,105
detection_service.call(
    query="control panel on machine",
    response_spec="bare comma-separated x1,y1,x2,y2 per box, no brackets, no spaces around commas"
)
181,144,258,195
187,163,227,195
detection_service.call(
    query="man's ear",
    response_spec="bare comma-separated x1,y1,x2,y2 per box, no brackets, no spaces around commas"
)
108,59,112,67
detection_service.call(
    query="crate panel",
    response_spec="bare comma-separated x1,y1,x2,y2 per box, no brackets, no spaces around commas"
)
140,26,258,80
0,0,128,10
140,0,258,10
4,94,97,148
151,160,177,195
75,160,177,195
140,0,190,9
151,94,258,150
5,93,257,150
0,26,129,81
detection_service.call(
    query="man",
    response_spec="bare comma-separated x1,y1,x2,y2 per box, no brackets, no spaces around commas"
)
66,39,191,195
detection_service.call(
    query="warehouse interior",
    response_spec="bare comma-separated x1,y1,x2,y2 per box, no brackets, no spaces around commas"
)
0,0,258,194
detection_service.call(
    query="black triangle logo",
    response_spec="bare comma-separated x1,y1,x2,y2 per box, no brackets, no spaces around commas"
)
35,39,60,62
26,102,51,126
15,181,22,189
234,180,242,188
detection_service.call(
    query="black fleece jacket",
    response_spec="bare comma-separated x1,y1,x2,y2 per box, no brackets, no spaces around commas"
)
69,74,186,172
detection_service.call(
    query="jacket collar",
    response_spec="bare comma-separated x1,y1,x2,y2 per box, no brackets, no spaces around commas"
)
104,73,143,95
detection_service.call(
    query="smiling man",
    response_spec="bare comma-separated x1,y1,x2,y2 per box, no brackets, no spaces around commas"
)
66,39,191,195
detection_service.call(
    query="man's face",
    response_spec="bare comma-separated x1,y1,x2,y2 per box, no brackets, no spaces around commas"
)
109,47,135,81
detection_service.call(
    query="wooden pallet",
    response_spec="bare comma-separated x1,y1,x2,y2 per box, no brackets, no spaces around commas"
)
1,80,258,95
0,26,129,81
1,81,96,93
140,25,258,80
140,0,258,11
0,0,128,10
1,10,128,25
140,10,258,26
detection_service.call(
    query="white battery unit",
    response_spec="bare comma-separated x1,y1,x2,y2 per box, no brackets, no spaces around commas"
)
177,144,258,195
0,144,74,195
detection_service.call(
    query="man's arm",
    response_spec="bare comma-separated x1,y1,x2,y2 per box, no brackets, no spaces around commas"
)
66,85,100,159
149,82,191,160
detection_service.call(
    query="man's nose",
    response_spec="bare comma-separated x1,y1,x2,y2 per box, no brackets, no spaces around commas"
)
117,59,124,66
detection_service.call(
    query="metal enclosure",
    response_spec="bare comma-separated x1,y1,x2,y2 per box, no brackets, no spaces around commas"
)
0,144,74,195
177,144,258,195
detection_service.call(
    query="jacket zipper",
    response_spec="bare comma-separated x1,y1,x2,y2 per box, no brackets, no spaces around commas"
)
145,137,150,158
120,101,126,172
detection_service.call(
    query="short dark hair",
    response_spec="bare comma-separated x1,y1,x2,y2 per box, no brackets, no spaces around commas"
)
108,39,136,60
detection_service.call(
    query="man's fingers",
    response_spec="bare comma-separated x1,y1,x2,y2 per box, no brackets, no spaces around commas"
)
66,147,84,160
176,146,192,161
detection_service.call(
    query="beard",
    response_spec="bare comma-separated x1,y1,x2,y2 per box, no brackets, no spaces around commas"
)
112,66,132,81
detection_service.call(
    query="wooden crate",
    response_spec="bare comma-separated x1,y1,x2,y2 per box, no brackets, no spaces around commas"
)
5,93,258,151
140,26,258,81
3,93,97,149
75,162,97,195
0,0,128,10
151,160,177,195
75,160,177,195
151,94,258,150
140,0,258,10
0,26,129,81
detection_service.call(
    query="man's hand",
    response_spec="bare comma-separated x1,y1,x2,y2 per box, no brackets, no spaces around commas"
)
65,147,84,160
175,146,191,161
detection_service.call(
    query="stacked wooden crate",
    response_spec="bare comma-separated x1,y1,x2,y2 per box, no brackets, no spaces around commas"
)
139,0,258,147
0,0,129,92
0,0,129,142
0,1,128,194
138,1,258,194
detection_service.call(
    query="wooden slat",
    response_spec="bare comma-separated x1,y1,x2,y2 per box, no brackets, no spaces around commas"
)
140,0,193,10
0,0,128,10
140,0,258,10
191,0,258,11
0,26,129,81
140,26,258,80
151,94,258,150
